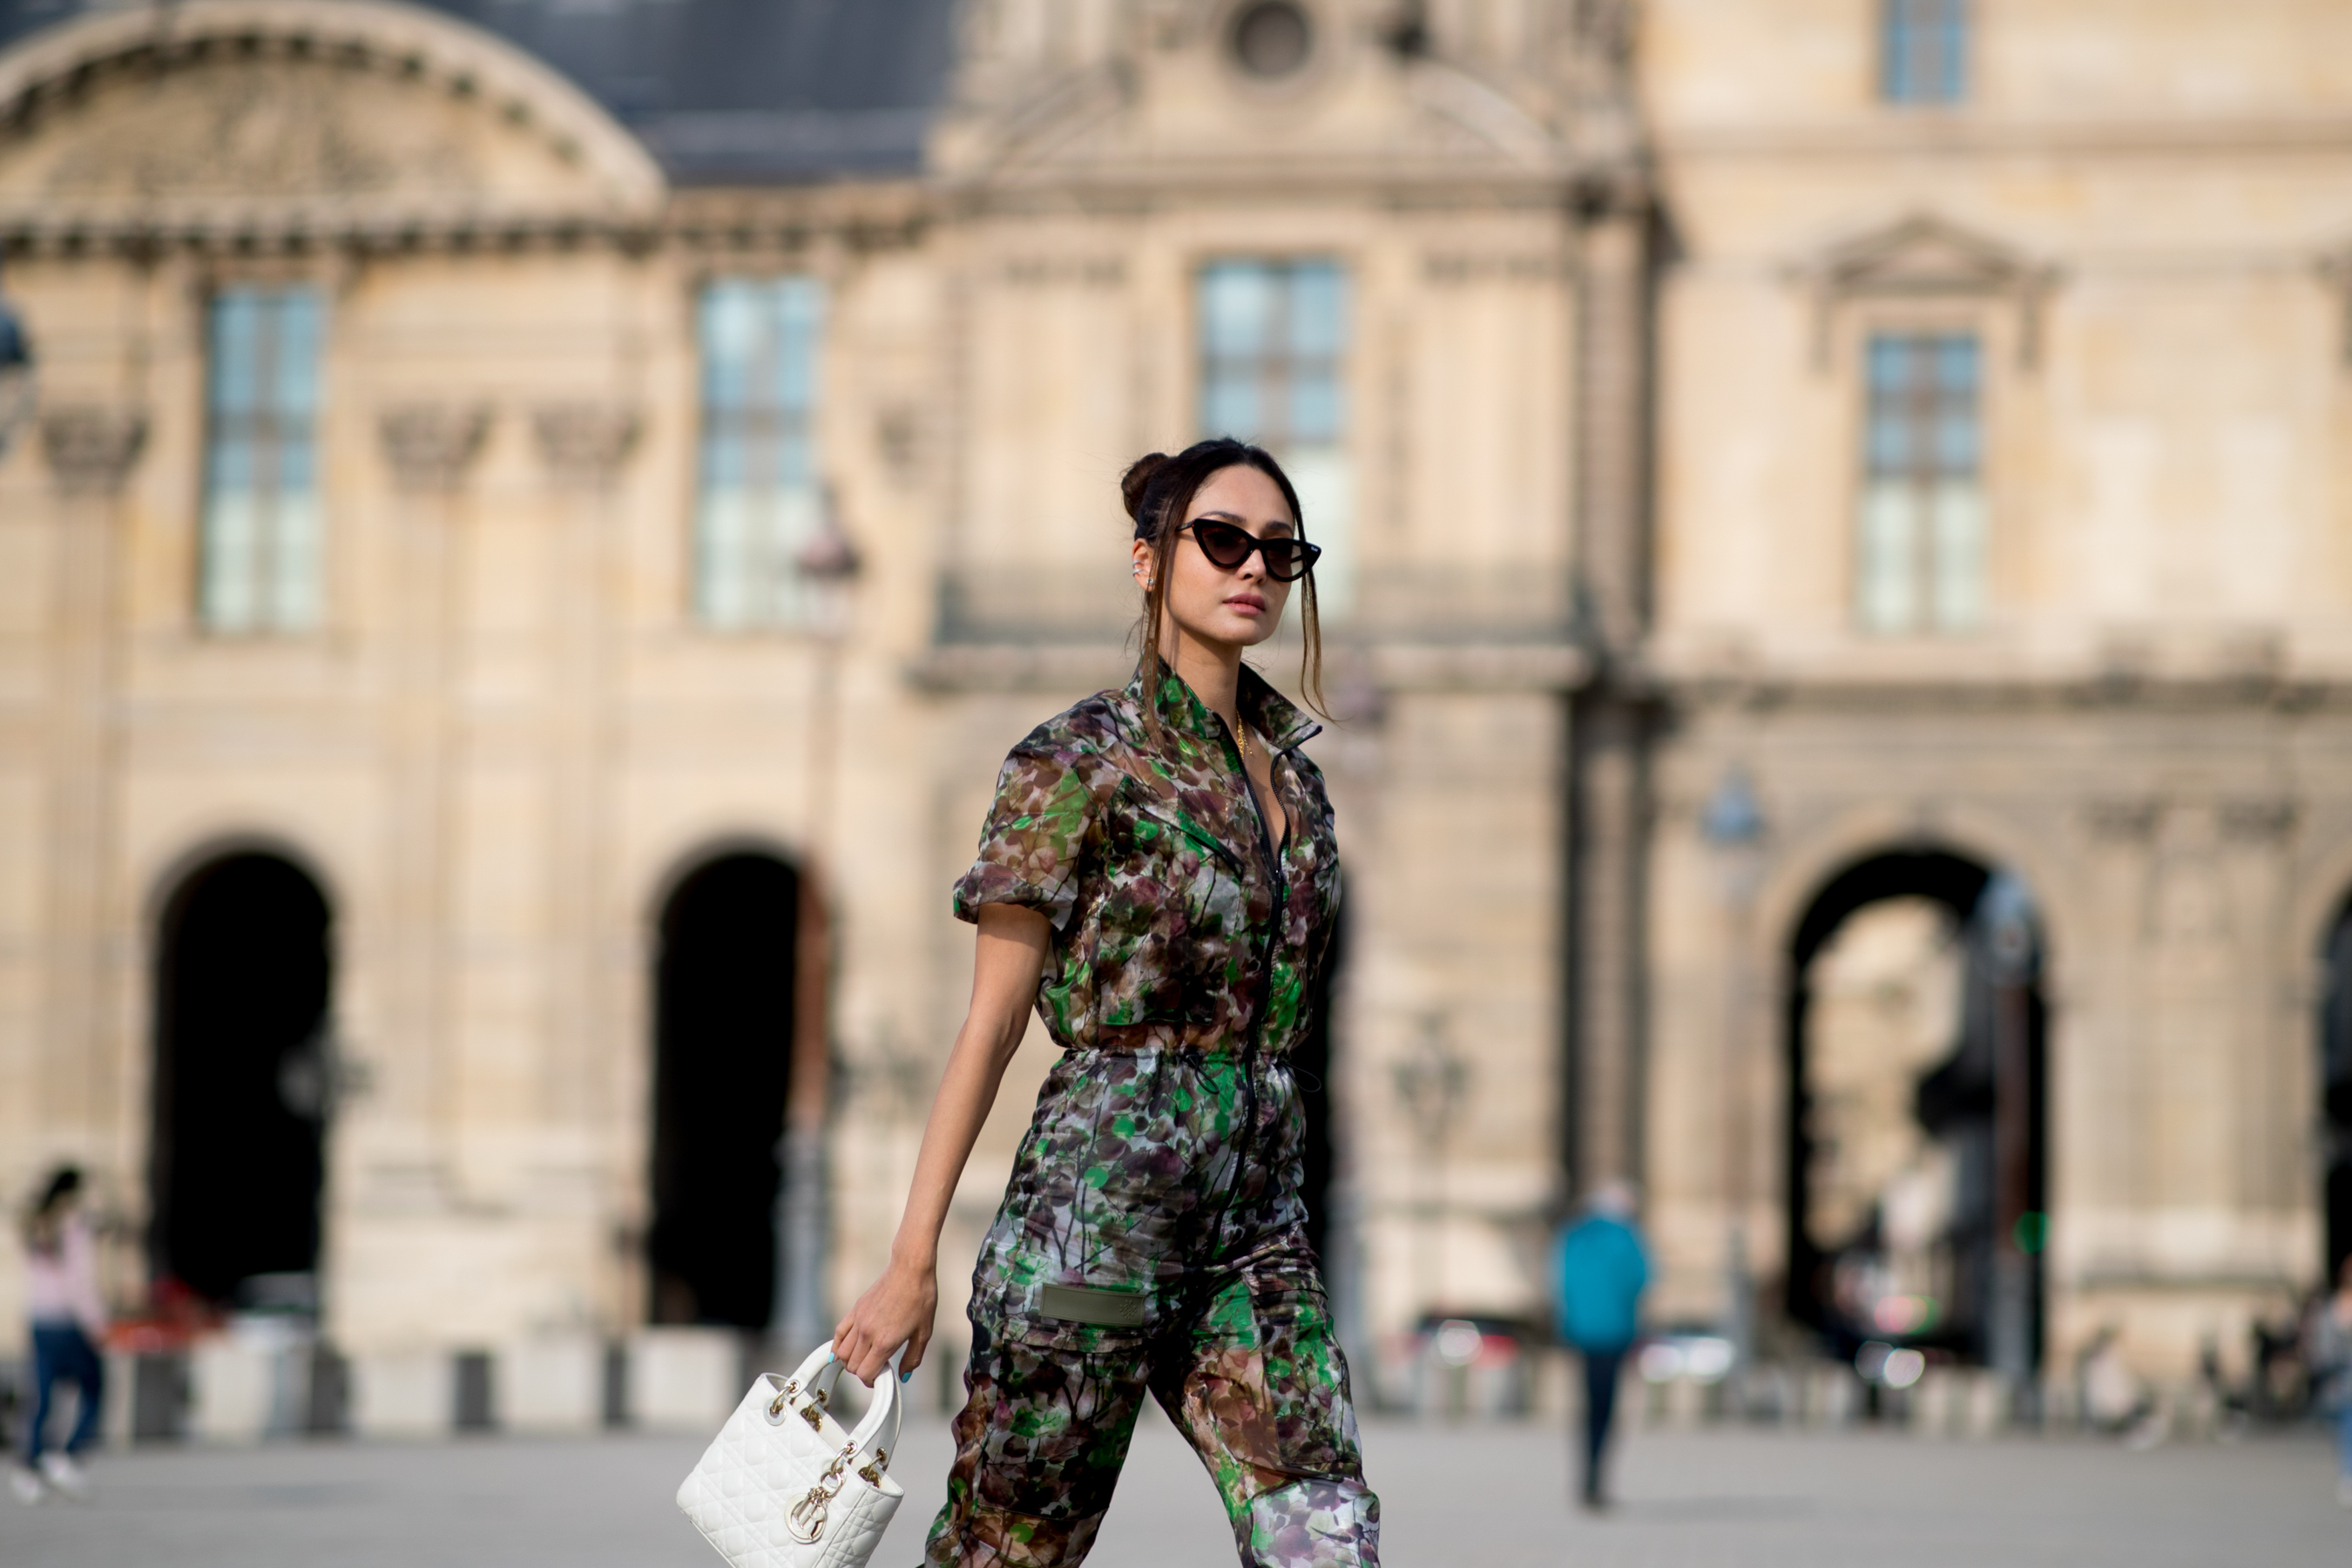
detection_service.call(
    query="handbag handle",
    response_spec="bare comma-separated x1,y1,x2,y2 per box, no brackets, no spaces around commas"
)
787,1340,903,1470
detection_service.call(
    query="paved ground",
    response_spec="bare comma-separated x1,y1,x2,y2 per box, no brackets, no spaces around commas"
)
4,1403,2347,1566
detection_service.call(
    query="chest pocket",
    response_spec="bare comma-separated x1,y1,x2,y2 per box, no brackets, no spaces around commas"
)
1096,775,1246,1024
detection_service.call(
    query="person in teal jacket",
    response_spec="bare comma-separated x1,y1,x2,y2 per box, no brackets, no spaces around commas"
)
1555,1180,1650,1508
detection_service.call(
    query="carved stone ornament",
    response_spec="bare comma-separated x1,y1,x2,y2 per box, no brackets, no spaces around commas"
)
378,404,491,493
2217,798,2297,844
1797,213,2058,371
2322,247,2352,368
39,406,148,496
2083,798,2160,842
0,7,665,249
532,403,642,488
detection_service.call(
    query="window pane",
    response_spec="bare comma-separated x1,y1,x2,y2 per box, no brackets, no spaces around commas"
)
1200,263,1275,358
1196,258,1353,618
1289,370,1342,446
1284,444,1353,622
1858,481,1921,632
200,490,260,632
1287,262,1346,359
202,287,324,634
1883,0,1968,105
269,491,324,632
1930,482,1985,630
274,293,322,416
694,277,826,629
1857,331,1984,633
1203,370,1261,443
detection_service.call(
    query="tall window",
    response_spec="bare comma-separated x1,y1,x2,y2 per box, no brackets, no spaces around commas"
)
1198,259,1352,616
1882,0,1968,104
696,278,824,630
201,288,323,633
1857,333,1984,634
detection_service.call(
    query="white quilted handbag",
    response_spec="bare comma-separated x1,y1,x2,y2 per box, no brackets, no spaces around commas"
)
676,1341,906,1568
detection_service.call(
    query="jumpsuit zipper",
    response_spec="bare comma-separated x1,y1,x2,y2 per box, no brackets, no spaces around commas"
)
1215,716,1293,1257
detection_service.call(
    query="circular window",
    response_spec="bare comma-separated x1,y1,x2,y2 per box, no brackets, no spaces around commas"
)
1231,1,1313,80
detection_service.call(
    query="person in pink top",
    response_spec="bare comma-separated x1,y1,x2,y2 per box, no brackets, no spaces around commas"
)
11,1166,106,1504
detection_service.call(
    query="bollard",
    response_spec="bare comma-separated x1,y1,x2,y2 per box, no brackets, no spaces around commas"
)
626,1327,740,1433
350,1349,454,1438
503,1334,604,1434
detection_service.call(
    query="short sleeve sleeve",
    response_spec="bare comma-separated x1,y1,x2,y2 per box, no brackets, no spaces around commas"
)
950,744,1097,931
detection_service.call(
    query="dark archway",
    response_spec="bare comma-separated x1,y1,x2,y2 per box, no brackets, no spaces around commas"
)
647,852,801,1329
152,851,333,1305
2319,900,2352,1289
1785,849,2048,1375
1294,899,1347,1265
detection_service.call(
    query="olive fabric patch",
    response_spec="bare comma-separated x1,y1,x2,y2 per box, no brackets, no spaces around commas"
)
1040,1283,1147,1328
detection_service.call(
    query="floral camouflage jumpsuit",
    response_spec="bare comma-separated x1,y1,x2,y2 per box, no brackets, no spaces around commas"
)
925,664,1378,1568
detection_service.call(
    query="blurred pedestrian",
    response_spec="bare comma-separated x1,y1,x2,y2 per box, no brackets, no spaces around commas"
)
2310,1257,2352,1507
12,1166,106,1504
1556,1179,1650,1510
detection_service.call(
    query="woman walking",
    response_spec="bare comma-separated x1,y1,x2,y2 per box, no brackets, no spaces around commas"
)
12,1166,107,1504
831,439,1376,1566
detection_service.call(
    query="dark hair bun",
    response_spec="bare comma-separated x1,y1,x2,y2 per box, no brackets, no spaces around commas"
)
1120,452,1171,524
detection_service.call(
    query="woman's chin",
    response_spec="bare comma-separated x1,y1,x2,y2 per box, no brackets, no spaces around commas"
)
1186,615,1279,651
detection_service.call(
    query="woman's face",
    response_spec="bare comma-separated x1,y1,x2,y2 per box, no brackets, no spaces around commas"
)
1133,463,1296,653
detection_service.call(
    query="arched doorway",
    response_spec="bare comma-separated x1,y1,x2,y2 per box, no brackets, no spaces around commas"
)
151,851,334,1306
1294,902,1347,1266
2319,900,2352,1288
1785,849,2047,1381
647,852,807,1330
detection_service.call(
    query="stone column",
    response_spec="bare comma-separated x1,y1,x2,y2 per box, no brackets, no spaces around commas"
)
1567,194,1657,1196
529,403,639,1327
364,404,488,1227
36,408,146,1157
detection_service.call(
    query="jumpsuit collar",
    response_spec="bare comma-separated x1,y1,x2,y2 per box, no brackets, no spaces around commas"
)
1128,660,1323,760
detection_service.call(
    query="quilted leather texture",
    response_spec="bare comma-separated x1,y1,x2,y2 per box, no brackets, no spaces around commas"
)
677,1368,905,1568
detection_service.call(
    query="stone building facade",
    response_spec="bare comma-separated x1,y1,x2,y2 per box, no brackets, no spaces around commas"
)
0,0,1622,1418
1637,0,2352,1386
2,0,2346,1427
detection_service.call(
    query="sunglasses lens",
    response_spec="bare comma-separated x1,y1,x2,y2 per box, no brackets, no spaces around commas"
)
1263,540,1320,580
1193,521,1254,567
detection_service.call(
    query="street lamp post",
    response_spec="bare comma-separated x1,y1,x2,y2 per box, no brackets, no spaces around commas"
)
772,491,862,1358
0,259,36,457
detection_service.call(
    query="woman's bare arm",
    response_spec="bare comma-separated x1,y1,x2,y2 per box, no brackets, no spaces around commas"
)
831,902,1052,1385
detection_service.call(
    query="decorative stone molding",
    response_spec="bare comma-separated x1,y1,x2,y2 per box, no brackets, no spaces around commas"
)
0,0,665,249
2323,247,2352,368
2217,798,2297,844
1796,213,2059,370
531,403,642,489
2083,799,2160,842
39,406,148,496
377,404,491,494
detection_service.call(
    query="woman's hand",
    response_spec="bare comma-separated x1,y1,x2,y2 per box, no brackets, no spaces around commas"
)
833,1254,939,1387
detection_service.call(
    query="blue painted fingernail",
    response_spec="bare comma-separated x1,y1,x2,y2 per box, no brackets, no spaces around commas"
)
900,1369,913,1382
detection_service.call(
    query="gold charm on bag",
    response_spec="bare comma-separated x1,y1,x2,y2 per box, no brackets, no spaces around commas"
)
787,1443,856,1545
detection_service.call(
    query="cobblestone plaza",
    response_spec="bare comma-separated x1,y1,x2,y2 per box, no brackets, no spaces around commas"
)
5,1417,2348,1568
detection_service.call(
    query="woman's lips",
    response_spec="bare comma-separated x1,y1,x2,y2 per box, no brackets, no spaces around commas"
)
1226,593,1267,614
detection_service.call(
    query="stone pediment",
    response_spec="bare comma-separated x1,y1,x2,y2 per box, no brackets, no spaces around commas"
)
1808,213,2043,298
933,9,1584,191
1798,213,2058,367
0,0,663,246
